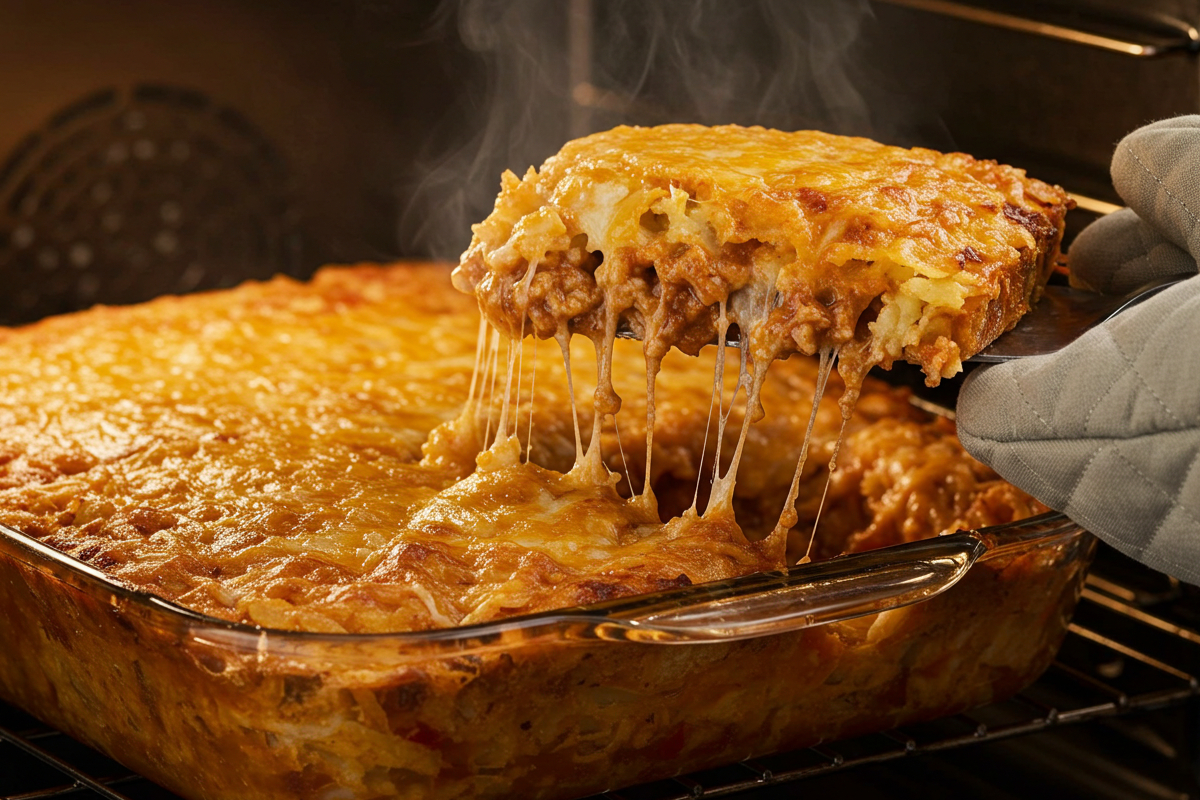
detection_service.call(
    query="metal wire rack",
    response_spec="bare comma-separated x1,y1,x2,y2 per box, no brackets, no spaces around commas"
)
2,548,1197,800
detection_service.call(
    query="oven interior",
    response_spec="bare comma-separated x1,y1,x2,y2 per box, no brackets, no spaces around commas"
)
1,0,1198,796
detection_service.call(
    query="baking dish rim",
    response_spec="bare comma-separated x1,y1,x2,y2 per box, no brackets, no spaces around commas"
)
0,510,1087,655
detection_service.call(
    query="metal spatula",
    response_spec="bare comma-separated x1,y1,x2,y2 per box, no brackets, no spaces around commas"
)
970,272,1194,362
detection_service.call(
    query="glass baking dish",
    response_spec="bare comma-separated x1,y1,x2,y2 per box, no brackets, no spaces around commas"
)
0,511,1094,800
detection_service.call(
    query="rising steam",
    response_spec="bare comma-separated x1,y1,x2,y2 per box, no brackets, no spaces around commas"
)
400,0,916,261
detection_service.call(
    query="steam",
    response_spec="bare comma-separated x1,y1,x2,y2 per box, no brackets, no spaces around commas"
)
400,0,907,261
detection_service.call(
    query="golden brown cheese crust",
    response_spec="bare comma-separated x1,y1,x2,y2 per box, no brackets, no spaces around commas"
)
455,124,1071,388
0,263,1042,634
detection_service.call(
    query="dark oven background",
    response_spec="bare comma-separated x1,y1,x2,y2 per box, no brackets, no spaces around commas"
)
1,0,1198,797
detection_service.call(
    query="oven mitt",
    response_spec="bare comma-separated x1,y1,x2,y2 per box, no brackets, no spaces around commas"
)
956,116,1200,585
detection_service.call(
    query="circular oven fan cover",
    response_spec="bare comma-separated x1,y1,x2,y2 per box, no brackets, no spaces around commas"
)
0,84,302,325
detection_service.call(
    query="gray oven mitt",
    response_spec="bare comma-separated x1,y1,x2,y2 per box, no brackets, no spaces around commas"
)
956,116,1200,585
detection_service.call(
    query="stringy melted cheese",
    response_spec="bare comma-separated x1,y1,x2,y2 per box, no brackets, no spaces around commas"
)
0,264,1043,633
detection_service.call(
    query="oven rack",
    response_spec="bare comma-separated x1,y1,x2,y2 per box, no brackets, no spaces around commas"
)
1,565,1197,800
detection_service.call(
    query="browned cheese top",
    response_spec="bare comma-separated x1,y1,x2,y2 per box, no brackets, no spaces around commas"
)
0,264,1043,634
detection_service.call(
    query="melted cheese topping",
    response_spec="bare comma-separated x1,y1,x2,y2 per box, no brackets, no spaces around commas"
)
0,264,1044,633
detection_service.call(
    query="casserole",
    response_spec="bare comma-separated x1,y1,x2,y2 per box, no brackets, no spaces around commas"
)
0,261,1093,799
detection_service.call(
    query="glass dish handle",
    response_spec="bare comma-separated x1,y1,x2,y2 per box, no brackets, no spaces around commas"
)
585,512,1078,644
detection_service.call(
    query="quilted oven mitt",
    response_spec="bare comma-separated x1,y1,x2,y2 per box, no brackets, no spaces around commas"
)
957,116,1200,585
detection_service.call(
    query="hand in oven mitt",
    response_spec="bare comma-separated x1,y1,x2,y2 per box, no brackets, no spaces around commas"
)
956,116,1200,585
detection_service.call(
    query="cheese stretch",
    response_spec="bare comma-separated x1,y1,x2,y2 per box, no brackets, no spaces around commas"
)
454,124,1070,547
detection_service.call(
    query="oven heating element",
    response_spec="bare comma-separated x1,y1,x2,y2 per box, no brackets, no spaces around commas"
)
2,547,1196,800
